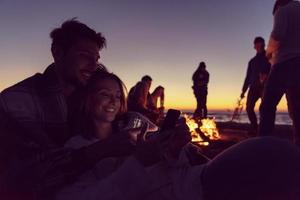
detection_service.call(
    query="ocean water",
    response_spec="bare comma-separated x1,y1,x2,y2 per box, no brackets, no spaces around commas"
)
182,111,292,125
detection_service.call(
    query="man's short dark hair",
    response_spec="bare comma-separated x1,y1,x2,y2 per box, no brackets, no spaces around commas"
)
254,37,265,45
50,18,106,51
141,75,152,82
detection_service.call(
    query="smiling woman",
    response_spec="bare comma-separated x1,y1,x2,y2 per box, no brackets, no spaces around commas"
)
68,69,128,141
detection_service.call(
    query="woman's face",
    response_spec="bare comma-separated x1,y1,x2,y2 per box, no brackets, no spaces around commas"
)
90,78,122,123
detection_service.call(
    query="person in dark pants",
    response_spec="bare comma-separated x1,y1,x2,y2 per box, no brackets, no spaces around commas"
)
240,37,271,135
259,0,300,145
192,62,209,119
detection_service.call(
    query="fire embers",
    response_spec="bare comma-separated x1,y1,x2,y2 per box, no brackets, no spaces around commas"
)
184,115,220,146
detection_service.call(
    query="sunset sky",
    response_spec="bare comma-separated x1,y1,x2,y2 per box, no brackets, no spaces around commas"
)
0,0,288,112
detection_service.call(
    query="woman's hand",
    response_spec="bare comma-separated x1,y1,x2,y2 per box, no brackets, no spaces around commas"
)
164,118,192,159
133,118,192,166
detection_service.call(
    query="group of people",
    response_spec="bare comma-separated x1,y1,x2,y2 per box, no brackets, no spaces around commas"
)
128,75,165,124
1,0,300,199
239,0,300,146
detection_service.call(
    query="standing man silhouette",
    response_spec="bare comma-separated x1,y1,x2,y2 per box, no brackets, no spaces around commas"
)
241,37,271,135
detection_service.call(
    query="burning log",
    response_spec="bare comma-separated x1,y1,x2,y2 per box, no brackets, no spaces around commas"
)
196,127,210,142
199,118,220,140
184,115,220,146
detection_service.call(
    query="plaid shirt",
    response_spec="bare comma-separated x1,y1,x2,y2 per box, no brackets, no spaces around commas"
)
0,64,73,199
0,64,69,148
0,64,136,199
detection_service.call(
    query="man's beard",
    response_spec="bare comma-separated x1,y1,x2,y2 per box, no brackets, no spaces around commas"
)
62,70,86,90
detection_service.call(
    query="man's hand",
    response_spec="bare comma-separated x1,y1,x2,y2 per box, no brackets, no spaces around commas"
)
259,73,268,84
123,127,146,144
240,92,245,99
134,119,191,166
133,124,161,167
82,131,136,163
164,118,191,159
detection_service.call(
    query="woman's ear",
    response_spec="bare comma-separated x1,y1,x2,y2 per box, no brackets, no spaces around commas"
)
51,44,64,62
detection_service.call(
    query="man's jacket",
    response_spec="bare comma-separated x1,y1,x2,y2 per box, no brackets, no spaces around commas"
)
0,64,72,199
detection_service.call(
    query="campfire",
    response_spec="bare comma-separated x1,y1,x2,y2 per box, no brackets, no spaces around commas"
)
184,115,220,146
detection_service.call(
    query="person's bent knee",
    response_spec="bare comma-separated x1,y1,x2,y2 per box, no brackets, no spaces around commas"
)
202,137,300,200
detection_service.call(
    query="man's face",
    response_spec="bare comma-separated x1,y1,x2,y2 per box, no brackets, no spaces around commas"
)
60,39,100,87
145,80,152,90
254,42,264,53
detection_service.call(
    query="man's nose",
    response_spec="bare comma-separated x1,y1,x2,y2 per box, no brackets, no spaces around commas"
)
87,57,101,71
88,61,99,71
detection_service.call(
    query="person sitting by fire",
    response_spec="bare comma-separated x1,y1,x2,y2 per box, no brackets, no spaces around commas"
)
147,85,165,122
56,71,209,199
127,75,160,123
56,70,162,198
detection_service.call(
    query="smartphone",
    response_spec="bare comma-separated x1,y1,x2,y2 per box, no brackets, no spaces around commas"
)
160,109,181,132
143,109,181,141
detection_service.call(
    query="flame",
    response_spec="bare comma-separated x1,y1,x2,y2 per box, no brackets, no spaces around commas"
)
185,115,202,142
200,118,220,140
184,115,220,146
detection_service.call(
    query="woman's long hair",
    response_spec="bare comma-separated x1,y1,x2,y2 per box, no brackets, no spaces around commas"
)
151,86,164,108
192,62,206,82
70,69,127,139
152,86,164,99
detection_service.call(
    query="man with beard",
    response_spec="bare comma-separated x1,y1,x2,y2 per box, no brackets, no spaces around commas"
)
0,19,111,199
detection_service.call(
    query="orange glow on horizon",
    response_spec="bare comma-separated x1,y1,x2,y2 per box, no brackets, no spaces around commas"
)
165,98,288,112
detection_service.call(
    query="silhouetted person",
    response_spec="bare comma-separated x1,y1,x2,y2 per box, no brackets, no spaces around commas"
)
192,62,209,119
0,19,109,199
147,86,165,119
240,37,271,135
127,75,160,123
259,0,300,145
